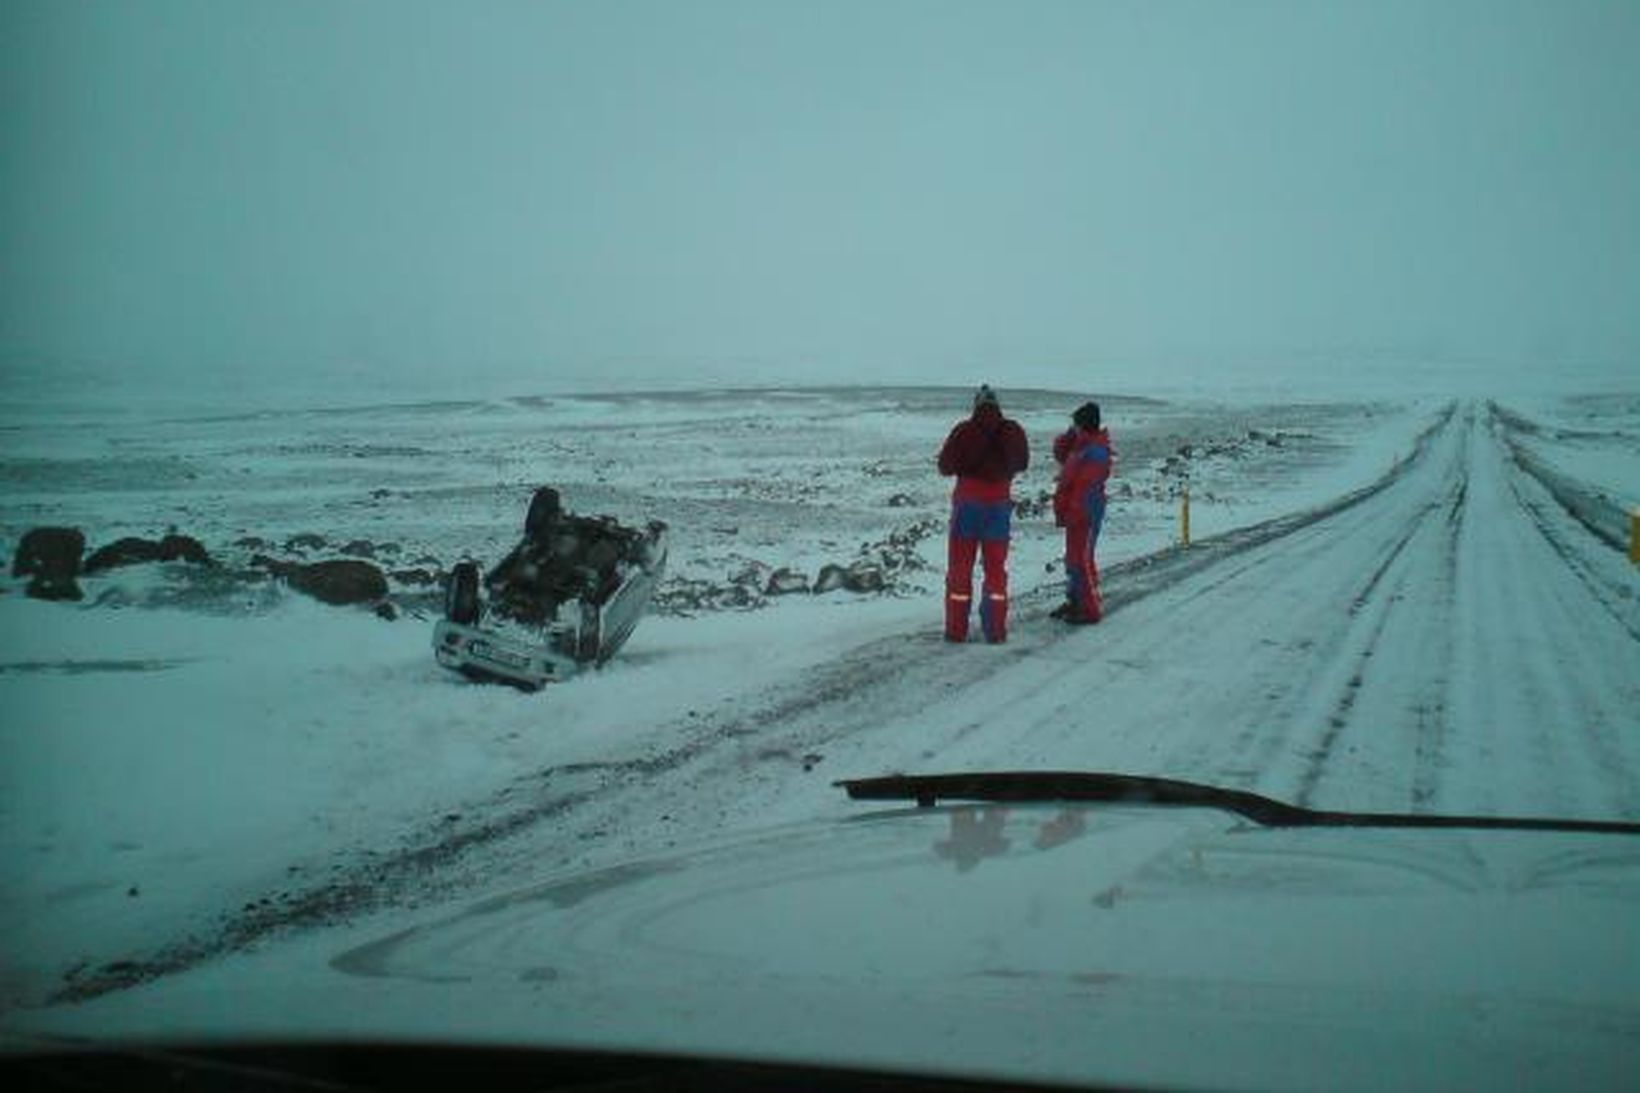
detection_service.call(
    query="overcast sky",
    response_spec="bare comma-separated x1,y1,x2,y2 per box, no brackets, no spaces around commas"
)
3,0,1636,395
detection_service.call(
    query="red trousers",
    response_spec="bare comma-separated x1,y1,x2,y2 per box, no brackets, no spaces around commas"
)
1063,521,1102,621
946,535,1009,642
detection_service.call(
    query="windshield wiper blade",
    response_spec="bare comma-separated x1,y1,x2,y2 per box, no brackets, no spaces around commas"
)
837,772,1640,835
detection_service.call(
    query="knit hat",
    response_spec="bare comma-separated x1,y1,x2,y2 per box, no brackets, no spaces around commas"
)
1073,401,1101,430
973,384,1000,410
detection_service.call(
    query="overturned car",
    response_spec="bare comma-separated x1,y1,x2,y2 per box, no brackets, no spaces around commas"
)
433,487,668,688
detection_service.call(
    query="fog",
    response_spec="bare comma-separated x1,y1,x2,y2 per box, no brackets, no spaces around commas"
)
3,0,1636,397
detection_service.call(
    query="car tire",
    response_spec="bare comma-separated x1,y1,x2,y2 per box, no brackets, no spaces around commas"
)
525,487,560,539
445,561,481,624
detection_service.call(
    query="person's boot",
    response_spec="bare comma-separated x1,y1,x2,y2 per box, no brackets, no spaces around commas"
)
1058,601,1101,625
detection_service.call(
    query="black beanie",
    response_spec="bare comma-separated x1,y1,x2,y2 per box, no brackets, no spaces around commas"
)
1073,401,1101,430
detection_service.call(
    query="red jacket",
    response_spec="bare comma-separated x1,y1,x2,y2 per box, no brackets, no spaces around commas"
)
1053,426,1113,526
938,403,1029,503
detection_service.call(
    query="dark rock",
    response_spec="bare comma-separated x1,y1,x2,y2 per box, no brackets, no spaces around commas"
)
841,562,885,593
269,559,389,606
887,493,915,508
13,526,84,579
84,538,164,571
1014,492,1051,519
374,601,398,621
84,534,211,573
28,575,84,601
14,527,85,601
158,534,211,564
389,568,439,587
730,559,772,589
765,567,811,595
341,539,377,558
652,576,765,614
283,533,327,553
813,564,849,594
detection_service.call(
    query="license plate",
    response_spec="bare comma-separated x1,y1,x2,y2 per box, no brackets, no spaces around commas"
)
469,641,528,670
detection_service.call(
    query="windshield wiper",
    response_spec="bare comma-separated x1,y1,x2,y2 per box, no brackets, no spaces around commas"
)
837,772,1640,835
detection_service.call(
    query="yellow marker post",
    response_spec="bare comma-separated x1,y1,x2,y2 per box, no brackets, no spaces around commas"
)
1180,485,1192,548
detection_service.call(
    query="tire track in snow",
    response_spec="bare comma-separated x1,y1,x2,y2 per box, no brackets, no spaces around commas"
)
1409,457,1465,810
1374,407,1640,822
1173,417,1468,800
1276,404,1639,819
1289,454,1469,809
1486,418,1640,815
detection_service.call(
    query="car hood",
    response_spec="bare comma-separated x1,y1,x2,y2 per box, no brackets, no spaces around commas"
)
12,802,1640,1091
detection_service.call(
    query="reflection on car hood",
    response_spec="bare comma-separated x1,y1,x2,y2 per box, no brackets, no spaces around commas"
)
15,800,1640,1092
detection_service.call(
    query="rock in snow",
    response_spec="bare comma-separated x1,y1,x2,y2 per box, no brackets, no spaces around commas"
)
12,526,86,601
83,534,212,573
260,558,389,607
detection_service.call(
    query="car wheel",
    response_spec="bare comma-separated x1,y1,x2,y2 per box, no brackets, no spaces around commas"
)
525,487,561,539
445,561,481,624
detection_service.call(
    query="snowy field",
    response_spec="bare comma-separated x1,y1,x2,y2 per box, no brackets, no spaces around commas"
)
2,383,1637,1019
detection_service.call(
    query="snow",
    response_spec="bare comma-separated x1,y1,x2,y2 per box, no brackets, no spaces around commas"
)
1497,392,1640,509
1,383,1637,1032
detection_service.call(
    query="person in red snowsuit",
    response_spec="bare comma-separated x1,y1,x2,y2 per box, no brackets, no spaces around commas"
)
1053,401,1113,624
938,385,1029,642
